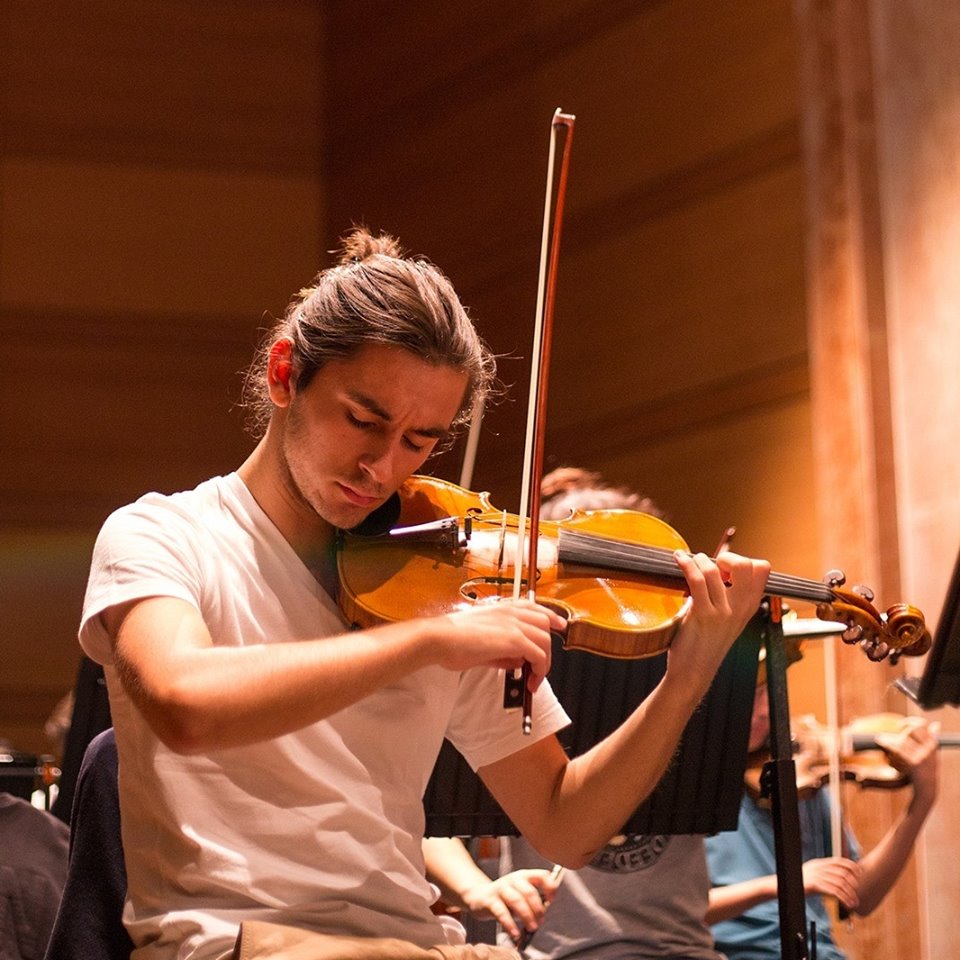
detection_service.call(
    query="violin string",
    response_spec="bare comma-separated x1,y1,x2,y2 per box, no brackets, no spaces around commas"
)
558,530,835,603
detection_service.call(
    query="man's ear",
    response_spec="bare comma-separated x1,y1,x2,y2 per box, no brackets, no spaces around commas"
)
267,339,294,405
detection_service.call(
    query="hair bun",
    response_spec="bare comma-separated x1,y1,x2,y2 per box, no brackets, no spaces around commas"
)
338,226,403,265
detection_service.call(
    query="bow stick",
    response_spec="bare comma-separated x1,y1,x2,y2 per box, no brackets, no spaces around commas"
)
507,108,576,734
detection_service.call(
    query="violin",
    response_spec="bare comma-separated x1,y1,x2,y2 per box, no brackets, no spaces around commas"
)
337,475,932,663
744,712,960,798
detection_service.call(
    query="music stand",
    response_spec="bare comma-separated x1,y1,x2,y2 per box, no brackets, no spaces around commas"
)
895,544,960,710
424,613,763,838
759,604,811,960
51,656,113,824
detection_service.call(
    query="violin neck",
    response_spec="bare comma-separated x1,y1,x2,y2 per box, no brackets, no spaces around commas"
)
849,732,960,752
557,529,834,604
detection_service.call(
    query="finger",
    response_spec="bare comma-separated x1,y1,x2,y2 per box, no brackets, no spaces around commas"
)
873,733,910,763
717,553,769,601
488,606,553,678
519,642,551,686
815,868,858,907
533,603,567,634
909,724,939,753
493,905,521,940
834,883,860,910
511,600,566,638
873,732,921,770
694,553,732,606
500,890,545,929
838,875,861,909
717,552,771,608
529,871,563,901
501,602,556,642
675,550,724,607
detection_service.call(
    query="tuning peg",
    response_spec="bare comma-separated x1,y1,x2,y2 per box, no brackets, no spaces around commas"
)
861,637,890,662
852,584,875,602
842,623,863,644
824,568,846,588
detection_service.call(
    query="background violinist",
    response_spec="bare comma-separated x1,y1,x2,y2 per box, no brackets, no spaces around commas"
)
705,680,940,960
78,228,770,960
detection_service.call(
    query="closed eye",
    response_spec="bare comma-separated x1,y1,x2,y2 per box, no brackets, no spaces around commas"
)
348,410,428,454
402,435,428,454
346,411,375,430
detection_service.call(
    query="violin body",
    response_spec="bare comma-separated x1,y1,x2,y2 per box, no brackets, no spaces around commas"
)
338,475,931,662
337,475,690,659
745,712,960,799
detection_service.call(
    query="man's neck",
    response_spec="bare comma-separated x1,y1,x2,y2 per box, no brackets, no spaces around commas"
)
237,439,339,582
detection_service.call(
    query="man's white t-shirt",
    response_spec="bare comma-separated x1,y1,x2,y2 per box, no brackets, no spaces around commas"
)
81,473,569,960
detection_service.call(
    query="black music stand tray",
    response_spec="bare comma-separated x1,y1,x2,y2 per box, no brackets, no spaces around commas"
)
424,613,763,837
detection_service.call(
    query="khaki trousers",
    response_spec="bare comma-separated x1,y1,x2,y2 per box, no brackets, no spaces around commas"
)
232,921,521,960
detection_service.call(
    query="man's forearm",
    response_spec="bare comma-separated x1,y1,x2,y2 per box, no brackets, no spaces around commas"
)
855,793,935,914
482,670,706,867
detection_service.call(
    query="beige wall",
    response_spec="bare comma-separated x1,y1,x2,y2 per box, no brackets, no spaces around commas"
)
870,4,960,956
795,2,960,957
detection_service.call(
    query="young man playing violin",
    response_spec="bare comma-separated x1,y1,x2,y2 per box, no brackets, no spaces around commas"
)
79,228,770,960
705,680,940,959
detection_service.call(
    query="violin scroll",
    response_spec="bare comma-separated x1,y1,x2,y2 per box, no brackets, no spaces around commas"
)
883,603,932,659
814,570,930,664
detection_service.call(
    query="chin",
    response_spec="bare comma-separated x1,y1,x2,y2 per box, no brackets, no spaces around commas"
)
316,497,373,532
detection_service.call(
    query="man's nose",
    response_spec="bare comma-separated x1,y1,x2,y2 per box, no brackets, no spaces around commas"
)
358,439,397,484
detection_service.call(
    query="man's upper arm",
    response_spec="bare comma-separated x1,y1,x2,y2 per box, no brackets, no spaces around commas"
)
103,597,215,726
80,498,203,665
477,732,570,851
99,599,142,646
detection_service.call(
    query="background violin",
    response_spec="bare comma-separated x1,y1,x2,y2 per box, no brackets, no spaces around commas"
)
745,713,960,798
337,474,932,664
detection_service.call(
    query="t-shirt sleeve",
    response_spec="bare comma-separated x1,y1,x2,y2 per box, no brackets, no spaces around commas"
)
445,668,570,771
79,496,204,665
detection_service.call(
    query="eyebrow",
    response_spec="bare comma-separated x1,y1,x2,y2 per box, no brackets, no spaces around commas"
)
347,390,451,440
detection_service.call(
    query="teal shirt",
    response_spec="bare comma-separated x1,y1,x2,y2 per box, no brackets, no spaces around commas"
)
705,792,859,960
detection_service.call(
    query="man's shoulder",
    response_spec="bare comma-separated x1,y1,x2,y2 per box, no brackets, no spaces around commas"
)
103,474,236,532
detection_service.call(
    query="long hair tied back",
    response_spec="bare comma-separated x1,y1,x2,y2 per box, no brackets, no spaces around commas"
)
243,226,497,442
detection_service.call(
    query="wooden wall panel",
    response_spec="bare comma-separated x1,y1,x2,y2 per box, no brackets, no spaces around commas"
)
1,161,323,315
547,163,809,423
0,531,95,752
0,2,325,756
2,0,322,174
0,309,257,527
598,396,820,577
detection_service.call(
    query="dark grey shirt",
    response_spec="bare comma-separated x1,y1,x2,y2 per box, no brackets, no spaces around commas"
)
0,792,69,960
500,834,723,960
